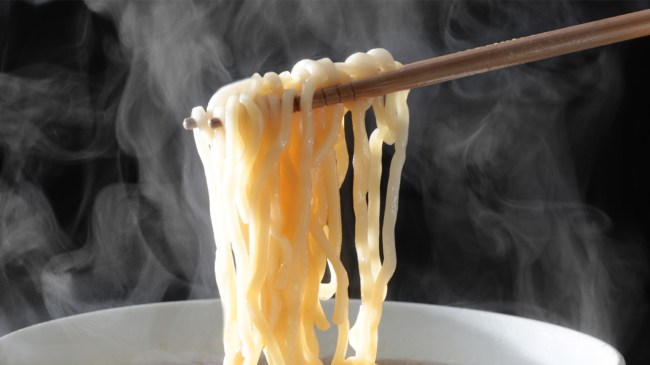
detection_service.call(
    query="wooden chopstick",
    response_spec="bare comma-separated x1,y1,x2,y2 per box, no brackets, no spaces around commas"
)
302,9,650,111
184,9,650,130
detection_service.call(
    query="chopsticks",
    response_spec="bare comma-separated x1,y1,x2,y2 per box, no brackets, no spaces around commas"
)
184,9,650,129
306,9,650,110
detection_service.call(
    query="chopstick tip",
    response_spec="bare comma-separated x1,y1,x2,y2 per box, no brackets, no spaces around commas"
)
183,117,198,130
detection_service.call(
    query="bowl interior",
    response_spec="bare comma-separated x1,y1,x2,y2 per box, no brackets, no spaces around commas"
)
0,299,624,365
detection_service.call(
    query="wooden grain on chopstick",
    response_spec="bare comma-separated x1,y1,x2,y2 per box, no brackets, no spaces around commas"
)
303,9,650,111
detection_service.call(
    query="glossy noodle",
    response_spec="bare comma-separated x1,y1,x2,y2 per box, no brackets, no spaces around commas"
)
189,49,409,365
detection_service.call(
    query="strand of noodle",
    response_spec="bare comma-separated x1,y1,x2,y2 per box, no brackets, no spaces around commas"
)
240,94,287,364
307,201,337,311
369,49,398,145
297,61,339,363
347,98,374,358
313,105,344,164
367,96,389,282
353,108,386,363
263,72,284,95
273,114,299,362
222,97,248,262
190,107,243,364
349,52,402,361
337,53,378,79
311,105,344,303
211,150,242,363
359,55,404,363
365,96,389,284
289,72,319,364
270,89,296,294
217,99,243,361
323,153,348,321
262,92,290,339
332,119,349,187
324,124,351,364
234,94,263,225
312,170,336,300
364,90,410,363
258,91,286,330
375,90,409,291
302,225,328,364
275,124,297,362
367,128,385,280
264,235,282,329
367,48,397,74
217,137,243,364
265,88,296,364
283,114,311,363
309,216,350,361
354,93,391,362
320,139,353,365
350,102,371,301
372,98,395,147
305,166,331,337
223,96,256,362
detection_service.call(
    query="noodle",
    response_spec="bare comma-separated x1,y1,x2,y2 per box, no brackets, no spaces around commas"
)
189,49,409,365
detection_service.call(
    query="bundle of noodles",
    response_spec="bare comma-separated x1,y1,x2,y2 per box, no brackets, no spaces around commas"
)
189,48,409,365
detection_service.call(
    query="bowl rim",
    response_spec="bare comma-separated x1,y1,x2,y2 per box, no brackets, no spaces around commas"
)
0,299,625,365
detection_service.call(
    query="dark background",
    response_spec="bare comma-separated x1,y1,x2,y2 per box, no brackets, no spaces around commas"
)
1,1,649,364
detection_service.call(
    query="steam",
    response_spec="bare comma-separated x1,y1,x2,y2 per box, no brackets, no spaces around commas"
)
396,0,649,348
0,0,648,361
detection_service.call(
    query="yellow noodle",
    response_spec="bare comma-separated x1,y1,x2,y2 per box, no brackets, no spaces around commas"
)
190,49,409,365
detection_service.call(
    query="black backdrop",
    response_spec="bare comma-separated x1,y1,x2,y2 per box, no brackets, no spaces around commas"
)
1,1,649,364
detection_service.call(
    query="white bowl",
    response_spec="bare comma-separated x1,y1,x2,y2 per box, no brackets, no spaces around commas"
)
0,299,624,365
